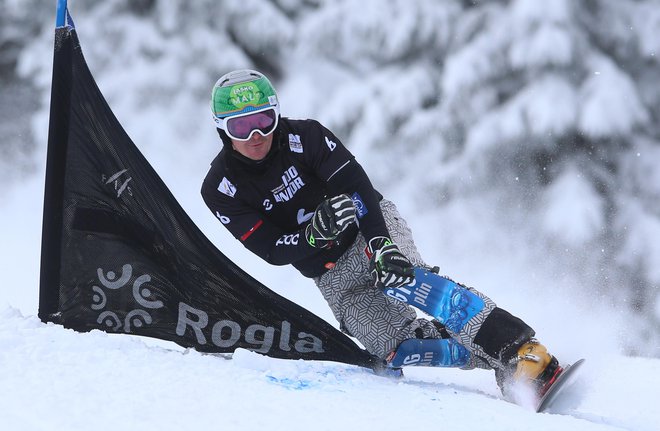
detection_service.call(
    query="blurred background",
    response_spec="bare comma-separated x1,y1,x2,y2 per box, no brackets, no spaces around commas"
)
1,0,659,358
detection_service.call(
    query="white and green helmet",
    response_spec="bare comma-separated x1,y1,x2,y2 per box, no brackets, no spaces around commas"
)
211,69,280,127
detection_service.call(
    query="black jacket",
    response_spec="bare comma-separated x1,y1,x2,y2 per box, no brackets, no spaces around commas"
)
201,117,389,278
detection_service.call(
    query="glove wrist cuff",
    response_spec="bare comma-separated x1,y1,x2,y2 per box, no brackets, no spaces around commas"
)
367,236,394,254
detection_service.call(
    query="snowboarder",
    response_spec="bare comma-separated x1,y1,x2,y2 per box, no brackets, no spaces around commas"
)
201,69,563,402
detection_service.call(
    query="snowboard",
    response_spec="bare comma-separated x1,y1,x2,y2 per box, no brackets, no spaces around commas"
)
536,358,586,413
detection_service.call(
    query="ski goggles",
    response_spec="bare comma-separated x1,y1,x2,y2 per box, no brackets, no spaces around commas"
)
216,108,279,141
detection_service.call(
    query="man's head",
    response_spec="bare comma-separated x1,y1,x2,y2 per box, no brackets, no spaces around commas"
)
211,69,280,161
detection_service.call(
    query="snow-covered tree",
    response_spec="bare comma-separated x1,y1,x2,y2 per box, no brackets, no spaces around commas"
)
0,0,51,184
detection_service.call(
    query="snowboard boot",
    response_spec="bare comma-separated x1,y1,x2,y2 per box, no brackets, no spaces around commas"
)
497,339,563,399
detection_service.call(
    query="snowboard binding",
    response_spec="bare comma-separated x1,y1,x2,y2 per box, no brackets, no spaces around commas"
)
497,340,585,412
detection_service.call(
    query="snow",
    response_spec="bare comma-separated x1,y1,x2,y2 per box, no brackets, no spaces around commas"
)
616,199,660,286
465,75,578,157
299,0,458,69
541,165,605,246
1,305,659,431
578,54,649,138
635,3,660,59
509,22,574,69
511,0,572,25
509,0,574,70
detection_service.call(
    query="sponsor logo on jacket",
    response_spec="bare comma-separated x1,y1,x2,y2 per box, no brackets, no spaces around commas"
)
215,212,231,224
218,177,237,198
276,233,299,246
271,166,305,202
325,136,337,151
351,192,368,219
296,208,314,225
288,134,303,153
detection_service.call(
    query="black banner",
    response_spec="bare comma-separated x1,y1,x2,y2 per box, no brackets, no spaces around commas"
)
39,16,374,368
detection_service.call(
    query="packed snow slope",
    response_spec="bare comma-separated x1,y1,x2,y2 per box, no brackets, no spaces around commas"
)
1,306,658,431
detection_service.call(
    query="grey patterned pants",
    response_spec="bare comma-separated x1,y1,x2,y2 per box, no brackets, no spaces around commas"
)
314,200,443,359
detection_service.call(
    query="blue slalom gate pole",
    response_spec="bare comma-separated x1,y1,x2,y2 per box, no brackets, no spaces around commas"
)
55,0,67,27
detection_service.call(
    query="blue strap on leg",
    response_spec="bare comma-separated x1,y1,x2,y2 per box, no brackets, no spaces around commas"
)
383,268,485,333
389,338,471,368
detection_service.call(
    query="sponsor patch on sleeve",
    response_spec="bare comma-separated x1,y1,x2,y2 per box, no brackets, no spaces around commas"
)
218,177,237,198
288,134,303,153
351,192,368,219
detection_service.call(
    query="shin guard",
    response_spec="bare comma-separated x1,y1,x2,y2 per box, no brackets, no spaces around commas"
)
388,338,471,368
384,268,533,367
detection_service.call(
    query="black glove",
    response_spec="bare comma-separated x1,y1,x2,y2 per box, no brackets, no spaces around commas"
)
305,194,356,248
368,236,415,288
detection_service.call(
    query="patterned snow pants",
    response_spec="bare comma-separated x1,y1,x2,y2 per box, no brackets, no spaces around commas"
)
314,200,536,372
314,200,444,360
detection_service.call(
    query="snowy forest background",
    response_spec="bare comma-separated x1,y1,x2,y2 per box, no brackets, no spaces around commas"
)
1,0,659,358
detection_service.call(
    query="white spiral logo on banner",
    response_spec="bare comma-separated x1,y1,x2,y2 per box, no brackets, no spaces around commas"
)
132,274,164,309
124,309,153,332
97,311,122,331
97,264,132,289
91,286,107,310
92,264,164,333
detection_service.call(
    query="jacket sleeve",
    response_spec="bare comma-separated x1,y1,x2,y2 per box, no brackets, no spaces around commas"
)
201,178,322,266
326,159,389,242
303,120,390,242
